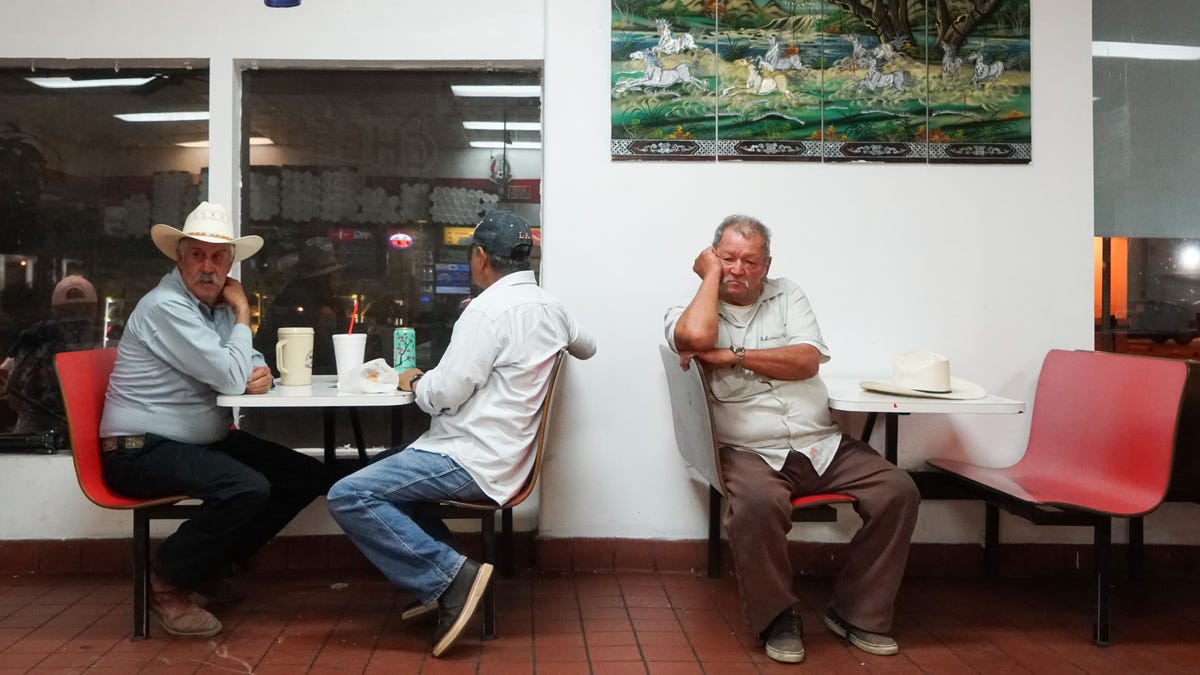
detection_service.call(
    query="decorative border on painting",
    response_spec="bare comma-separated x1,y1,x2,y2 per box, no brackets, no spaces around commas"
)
928,143,1032,164
715,139,822,162
611,139,716,161
823,141,928,163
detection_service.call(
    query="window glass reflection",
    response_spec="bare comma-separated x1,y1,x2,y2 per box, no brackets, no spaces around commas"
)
0,64,209,451
238,68,543,451
1093,0,1200,359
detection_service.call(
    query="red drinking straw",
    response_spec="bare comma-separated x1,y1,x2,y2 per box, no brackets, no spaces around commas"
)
348,297,359,334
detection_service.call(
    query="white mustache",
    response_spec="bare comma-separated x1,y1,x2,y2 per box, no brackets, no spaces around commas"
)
722,276,749,287
193,273,220,285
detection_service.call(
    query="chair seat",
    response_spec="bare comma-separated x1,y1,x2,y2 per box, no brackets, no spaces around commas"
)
928,457,1163,517
792,493,855,509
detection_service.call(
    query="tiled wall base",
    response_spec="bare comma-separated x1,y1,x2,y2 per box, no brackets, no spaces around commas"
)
3,536,1199,579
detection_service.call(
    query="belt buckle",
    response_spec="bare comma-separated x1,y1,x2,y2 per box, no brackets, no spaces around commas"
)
101,435,145,452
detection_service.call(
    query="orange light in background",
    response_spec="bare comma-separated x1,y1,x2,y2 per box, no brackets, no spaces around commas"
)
1094,237,1128,322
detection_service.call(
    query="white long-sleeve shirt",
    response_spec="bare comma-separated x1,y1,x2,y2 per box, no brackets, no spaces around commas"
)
410,270,595,503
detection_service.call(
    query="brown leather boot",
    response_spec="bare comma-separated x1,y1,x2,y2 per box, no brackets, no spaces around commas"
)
150,567,222,638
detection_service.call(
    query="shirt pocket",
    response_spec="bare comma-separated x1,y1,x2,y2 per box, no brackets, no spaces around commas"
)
755,331,789,349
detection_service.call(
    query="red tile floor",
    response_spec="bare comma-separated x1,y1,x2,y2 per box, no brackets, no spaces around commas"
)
1,570,1198,674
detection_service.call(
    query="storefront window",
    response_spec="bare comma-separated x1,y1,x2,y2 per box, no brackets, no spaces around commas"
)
0,63,209,451
1094,0,1200,359
237,68,543,451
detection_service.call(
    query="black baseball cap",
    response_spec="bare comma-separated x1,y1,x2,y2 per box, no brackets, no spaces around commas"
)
464,211,534,259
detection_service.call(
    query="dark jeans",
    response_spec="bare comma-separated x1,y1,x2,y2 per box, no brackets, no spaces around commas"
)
101,429,327,588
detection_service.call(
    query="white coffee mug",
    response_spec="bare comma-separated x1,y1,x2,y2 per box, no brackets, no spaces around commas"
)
276,326,314,386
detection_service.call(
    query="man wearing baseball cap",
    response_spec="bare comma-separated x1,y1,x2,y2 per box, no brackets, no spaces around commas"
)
328,211,596,658
100,202,326,638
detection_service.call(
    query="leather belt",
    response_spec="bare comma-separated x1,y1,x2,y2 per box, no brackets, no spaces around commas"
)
101,435,146,453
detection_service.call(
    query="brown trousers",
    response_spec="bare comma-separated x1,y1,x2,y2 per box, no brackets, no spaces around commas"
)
720,435,919,635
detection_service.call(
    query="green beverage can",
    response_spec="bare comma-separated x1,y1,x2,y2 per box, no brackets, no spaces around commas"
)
394,327,416,372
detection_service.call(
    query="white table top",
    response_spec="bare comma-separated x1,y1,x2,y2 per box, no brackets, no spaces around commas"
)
216,375,414,408
823,377,1025,415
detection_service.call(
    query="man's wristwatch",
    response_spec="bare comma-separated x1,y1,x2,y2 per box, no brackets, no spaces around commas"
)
407,373,424,391
729,345,745,369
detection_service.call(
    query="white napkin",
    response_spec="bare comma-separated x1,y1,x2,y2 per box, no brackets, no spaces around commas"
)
337,358,400,394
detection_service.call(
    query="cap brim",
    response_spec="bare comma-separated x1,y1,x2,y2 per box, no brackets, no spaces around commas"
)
859,376,986,400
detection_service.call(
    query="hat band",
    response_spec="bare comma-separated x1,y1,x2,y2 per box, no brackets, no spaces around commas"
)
913,387,951,394
186,231,235,242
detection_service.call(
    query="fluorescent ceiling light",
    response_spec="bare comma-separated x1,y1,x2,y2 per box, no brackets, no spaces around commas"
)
114,111,210,122
176,137,274,148
26,76,156,89
470,141,542,150
1092,41,1200,61
463,121,542,131
451,85,540,98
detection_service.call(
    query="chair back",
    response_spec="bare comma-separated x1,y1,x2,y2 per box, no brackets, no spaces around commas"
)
659,345,725,495
501,349,567,509
1018,349,1188,514
58,348,165,510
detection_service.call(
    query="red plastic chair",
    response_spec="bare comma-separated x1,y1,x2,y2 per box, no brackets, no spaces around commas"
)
928,349,1190,646
58,348,199,640
659,345,855,578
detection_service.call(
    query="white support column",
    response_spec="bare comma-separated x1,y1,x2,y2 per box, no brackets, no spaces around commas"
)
206,56,245,275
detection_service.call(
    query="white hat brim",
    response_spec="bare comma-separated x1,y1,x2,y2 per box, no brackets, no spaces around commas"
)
859,376,986,400
151,224,264,263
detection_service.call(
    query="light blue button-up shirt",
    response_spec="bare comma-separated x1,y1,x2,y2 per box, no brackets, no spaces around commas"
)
100,268,265,445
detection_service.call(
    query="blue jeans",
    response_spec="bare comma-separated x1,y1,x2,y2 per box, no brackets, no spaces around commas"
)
327,448,492,603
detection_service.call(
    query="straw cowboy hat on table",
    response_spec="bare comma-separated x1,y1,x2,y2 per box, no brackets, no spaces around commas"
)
860,351,986,400
150,201,264,262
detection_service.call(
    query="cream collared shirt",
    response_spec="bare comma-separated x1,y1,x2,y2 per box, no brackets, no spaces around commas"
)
665,277,842,475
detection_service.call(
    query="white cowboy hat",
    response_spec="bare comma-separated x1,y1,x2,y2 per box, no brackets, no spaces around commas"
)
150,202,264,262
860,351,986,400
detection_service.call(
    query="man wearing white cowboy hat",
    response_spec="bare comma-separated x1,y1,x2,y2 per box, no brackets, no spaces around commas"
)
665,214,919,663
99,202,326,638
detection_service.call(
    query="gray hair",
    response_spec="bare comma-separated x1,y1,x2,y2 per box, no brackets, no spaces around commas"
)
712,214,772,258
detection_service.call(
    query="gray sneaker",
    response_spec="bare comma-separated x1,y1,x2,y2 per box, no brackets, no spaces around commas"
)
431,559,493,658
823,609,899,656
763,608,805,663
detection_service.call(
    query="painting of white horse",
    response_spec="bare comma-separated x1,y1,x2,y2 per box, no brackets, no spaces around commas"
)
759,35,807,73
613,50,708,95
967,51,1005,87
653,19,697,55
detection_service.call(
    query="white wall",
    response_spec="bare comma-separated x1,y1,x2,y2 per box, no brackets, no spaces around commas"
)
4,1,1188,547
